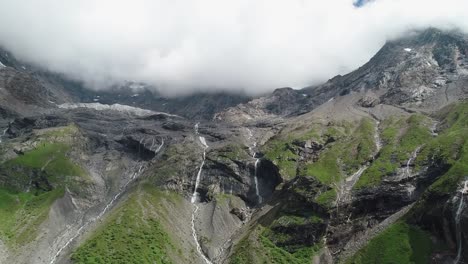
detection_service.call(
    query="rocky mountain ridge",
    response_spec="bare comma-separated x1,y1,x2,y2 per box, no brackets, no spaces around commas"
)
0,28,467,264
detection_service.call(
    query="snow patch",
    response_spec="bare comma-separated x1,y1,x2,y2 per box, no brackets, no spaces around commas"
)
404,48,412,52
0,60,5,68
129,83,145,90
58,103,177,117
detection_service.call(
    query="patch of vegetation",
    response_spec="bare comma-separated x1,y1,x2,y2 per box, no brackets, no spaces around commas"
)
346,222,432,264
355,115,432,189
263,119,376,185
0,125,89,246
72,186,180,264
6,143,87,184
315,189,337,208
230,226,322,264
40,124,80,139
302,119,376,184
259,233,322,264
270,214,323,228
217,144,249,161
151,143,195,183
419,101,468,195
263,138,300,179
0,187,64,246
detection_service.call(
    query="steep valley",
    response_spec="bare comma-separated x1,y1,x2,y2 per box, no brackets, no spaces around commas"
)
0,28,467,264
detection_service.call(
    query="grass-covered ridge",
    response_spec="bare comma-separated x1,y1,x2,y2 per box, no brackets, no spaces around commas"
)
262,118,377,207
419,101,468,195
354,114,432,189
0,187,64,246
72,185,186,264
349,101,468,264
301,119,376,185
0,124,89,246
346,222,432,264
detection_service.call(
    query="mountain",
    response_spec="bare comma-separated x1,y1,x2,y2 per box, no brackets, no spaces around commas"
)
0,49,252,121
0,28,467,264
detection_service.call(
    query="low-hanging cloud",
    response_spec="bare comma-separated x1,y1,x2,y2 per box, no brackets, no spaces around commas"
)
0,0,468,95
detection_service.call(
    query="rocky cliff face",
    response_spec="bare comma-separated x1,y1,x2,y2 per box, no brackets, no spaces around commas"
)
0,28,467,264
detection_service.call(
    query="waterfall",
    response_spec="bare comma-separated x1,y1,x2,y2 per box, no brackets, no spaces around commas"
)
346,166,368,185
154,138,165,153
247,128,262,204
195,122,200,134
405,146,422,178
190,123,213,264
454,180,468,264
148,137,164,152
191,205,213,264
254,158,262,204
374,121,382,153
0,128,7,143
191,136,208,204
431,121,438,137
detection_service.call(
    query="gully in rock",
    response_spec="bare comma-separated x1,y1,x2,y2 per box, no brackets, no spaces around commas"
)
49,164,147,264
340,121,382,203
190,123,213,264
454,179,468,264
49,139,164,264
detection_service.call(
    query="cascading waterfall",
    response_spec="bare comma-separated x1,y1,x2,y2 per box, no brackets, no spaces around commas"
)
191,152,206,204
254,158,262,204
374,121,382,153
190,123,213,264
49,139,164,264
247,128,262,204
346,166,368,186
431,121,439,137
191,134,208,203
454,180,468,264
191,205,213,264
0,128,7,143
405,146,422,178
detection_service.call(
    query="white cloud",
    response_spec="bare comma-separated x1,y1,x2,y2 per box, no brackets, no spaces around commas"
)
0,0,467,95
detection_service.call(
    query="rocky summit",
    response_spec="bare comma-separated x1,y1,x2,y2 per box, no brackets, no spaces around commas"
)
0,28,467,264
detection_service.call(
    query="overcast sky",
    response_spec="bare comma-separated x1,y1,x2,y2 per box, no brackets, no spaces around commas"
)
0,0,468,95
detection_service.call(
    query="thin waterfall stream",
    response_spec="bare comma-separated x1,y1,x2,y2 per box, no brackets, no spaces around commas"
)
454,180,468,264
0,127,7,143
49,138,164,264
405,146,422,179
190,123,213,264
247,128,262,204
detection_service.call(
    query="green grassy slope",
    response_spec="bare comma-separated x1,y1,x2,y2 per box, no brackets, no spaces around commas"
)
346,222,432,264
0,125,89,246
72,185,188,264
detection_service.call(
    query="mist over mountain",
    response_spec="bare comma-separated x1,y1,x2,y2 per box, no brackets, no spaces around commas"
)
1,1,468,264
1,0,468,95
